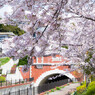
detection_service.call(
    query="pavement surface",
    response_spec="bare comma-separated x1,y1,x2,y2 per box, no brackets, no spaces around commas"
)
47,83,80,95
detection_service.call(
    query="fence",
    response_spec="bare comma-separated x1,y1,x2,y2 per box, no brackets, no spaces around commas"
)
0,78,34,87
37,79,72,94
2,79,72,95
3,87,32,95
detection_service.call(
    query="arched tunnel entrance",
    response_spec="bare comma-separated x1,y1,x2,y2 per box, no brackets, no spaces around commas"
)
38,74,72,94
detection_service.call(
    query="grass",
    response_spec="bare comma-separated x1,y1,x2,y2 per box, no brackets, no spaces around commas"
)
56,87,61,90
0,57,10,66
51,89,55,92
45,85,66,94
62,86,65,88
67,83,70,85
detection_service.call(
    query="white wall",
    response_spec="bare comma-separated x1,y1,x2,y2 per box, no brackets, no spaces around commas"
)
6,67,23,83
1,58,19,74
1,59,14,74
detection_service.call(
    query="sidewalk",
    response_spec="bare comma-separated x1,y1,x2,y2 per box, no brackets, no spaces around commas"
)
47,83,80,95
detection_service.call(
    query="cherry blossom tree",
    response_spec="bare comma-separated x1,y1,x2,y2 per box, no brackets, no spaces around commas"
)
0,0,95,76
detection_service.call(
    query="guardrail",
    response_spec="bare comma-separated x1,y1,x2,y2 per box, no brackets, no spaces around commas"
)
0,77,34,87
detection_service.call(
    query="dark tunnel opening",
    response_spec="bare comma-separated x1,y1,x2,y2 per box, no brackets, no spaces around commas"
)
38,74,72,94
44,74,70,84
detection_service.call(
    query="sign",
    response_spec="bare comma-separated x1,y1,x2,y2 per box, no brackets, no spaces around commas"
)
52,57,62,61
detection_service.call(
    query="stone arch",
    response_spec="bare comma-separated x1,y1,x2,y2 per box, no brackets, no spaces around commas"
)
34,69,76,87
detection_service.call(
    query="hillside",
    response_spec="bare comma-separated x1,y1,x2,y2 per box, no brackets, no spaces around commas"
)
0,24,25,36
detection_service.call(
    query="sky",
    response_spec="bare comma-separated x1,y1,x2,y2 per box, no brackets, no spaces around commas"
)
0,5,12,18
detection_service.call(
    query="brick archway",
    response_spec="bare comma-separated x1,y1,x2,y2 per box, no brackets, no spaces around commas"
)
33,69,76,87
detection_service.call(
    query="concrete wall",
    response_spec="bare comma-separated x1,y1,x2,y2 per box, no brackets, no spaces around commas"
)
0,83,32,95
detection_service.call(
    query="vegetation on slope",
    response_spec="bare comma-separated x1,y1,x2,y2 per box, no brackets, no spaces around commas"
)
0,57,10,66
0,24,25,36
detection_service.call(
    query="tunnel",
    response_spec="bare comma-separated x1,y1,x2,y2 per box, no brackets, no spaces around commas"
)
38,74,72,94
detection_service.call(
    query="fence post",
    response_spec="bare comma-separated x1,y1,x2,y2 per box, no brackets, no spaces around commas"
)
11,79,12,85
18,90,20,95
15,79,16,84
33,87,35,95
35,86,38,95
1,81,2,87
27,88,28,95
6,80,7,86
9,92,10,95
19,79,20,84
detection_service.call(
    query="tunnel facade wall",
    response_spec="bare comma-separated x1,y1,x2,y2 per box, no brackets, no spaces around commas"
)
31,65,70,83
33,69,76,87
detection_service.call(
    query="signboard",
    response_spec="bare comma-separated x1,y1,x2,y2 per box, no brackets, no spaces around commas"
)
52,57,62,61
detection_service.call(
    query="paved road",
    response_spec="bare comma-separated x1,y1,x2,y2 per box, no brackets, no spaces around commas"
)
47,83,80,95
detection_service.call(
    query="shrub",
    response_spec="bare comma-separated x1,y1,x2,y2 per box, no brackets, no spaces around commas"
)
51,89,55,92
18,56,28,66
80,81,86,85
76,84,86,94
56,87,61,90
0,76,6,82
62,86,65,88
85,81,95,95
67,83,70,85
21,81,24,83
60,86,62,89
46,91,50,94
90,75,95,82
88,81,95,88
86,86,95,95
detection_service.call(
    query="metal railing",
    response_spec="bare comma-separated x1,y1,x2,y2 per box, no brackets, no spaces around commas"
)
2,79,71,95
0,78,34,87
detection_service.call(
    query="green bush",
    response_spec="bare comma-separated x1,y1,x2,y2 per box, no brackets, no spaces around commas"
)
76,84,86,94
0,76,6,82
51,89,55,92
80,81,86,86
67,83,70,85
18,56,28,66
88,81,95,88
86,86,95,95
46,91,50,94
62,86,65,88
21,81,24,83
90,75,95,82
76,81,95,95
85,81,95,95
56,87,61,90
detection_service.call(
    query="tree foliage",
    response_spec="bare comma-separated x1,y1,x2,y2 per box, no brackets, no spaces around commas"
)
1,0,95,74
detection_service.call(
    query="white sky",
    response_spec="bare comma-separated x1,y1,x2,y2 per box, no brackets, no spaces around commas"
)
0,5,12,18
